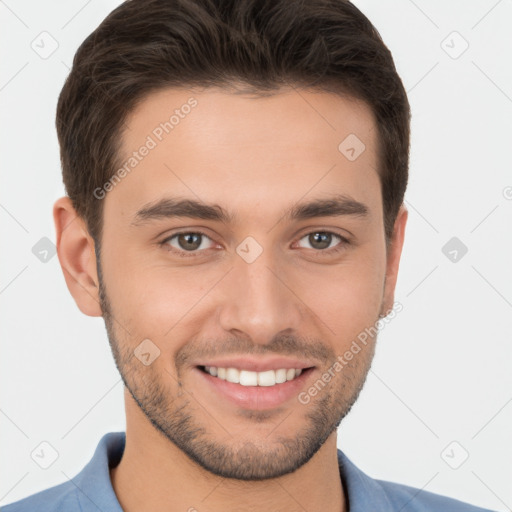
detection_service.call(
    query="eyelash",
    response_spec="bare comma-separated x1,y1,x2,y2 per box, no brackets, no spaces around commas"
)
159,230,351,258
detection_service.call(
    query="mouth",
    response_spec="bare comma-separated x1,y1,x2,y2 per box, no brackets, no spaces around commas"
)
198,365,311,387
195,365,317,410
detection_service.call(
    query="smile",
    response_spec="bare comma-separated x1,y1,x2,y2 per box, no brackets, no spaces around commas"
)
200,365,304,387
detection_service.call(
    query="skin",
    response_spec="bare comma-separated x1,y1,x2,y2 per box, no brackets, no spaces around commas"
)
54,86,407,512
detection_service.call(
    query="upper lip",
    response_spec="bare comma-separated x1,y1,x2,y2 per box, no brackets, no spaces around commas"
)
195,356,316,372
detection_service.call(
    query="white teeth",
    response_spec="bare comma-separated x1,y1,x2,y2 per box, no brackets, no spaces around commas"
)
257,370,275,386
239,370,257,386
205,366,305,386
275,368,287,383
226,367,240,384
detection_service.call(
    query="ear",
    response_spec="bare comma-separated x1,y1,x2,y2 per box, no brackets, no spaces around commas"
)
53,196,102,317
380,204,408,317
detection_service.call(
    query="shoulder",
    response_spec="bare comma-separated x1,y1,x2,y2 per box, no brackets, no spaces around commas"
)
2,431,125,512
1,480,79,512
337,449,497,512
376,477,496,512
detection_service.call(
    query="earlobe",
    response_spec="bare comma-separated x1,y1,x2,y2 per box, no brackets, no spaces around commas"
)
381,204,408,317
53,196,103,317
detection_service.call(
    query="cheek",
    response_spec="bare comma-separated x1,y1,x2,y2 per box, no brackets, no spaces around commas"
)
298,253,386,342
105,254,218,342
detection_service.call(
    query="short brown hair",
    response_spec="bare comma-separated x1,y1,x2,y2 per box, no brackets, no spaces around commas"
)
56,0,410,248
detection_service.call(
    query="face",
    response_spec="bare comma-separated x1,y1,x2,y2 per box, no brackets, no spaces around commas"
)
93,86,405,480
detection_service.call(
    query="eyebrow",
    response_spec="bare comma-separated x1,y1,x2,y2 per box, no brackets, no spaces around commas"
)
131,193,369,226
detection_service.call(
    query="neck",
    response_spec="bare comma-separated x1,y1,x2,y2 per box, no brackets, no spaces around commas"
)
110,395,346,512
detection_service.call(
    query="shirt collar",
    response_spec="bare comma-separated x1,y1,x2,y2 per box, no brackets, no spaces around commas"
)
72,431,125,512
73,431,394,511
337,449,395,511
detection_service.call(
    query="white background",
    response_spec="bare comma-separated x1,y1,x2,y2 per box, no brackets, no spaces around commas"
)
1,0,511,510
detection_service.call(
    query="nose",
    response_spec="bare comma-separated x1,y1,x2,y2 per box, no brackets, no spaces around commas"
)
218,246,304,345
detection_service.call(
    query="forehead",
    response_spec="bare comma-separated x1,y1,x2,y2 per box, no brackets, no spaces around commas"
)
124,85,377,150
107,86,381,224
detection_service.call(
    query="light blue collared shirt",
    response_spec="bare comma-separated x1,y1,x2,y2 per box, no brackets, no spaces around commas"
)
1,431,496,511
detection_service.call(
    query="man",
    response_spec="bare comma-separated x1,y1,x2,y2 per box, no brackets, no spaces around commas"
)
3,0,496,511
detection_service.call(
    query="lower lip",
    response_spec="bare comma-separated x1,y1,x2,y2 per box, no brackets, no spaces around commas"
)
194,366,315,410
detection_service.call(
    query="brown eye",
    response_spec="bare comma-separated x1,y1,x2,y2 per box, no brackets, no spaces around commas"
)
177,233,202,251
309,232,332,249
163,231,215,253
298,231,343,251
